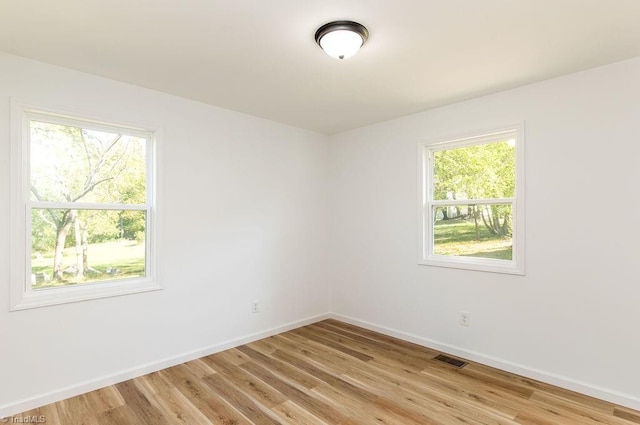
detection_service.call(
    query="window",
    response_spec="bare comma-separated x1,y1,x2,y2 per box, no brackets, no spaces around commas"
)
10,102,159,310
419,125,525,274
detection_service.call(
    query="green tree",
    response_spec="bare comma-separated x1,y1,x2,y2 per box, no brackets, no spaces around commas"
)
30,121,146,281
433,140,515,237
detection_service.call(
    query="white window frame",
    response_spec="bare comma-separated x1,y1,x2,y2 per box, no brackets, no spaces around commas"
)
10,101,161,310
418,124,525,275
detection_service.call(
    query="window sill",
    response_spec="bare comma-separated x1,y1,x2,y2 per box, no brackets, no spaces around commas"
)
419,255,524,275
10,278,162,311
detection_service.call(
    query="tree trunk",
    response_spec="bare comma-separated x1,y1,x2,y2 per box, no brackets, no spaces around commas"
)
73,212,83,279
473,205,480,240
82,224,89,273
481,206,498,235
492,207,501,236
53,210,75,281
501,212,511,236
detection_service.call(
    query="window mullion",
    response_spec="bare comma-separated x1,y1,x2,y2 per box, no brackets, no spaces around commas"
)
29,201,149,211
429,198,515,206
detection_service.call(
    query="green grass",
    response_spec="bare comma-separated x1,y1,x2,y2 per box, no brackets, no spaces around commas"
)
434,218,512,260
31,239,145,289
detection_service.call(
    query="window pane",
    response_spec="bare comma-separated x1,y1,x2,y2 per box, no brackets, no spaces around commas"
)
30,121,146,204
433,204,512,260
31,208,146,288
433,140,515,201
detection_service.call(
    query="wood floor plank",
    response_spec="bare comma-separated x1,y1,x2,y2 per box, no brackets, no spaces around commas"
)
303,324,443,376
308,322,422,360
97,405,139,425
146,387,216,425
456,366,536,399
615,406,640,424
237,344,324,390
270,348,378,405
528,391,633,425
160,364,253,425
272,333,362,375
310,383,419,425
462,362,617,414
418,361,536,404
203,372,282,424
55,394,100,425
240,361,350,424
341,362,519,425
289,327,374,362
248,337,282,355
372,396,482,425
412,362,528,416
271,400,329,425
84,385,126,412
210,348,253,367
202,353,289,408
187,357,220,377
321,319,440,356
134,370,176,395
9,319,640,425
114,380,169,425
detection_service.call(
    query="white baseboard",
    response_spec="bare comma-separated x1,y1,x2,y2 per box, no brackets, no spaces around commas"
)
0,313,330,418
329,313,640,411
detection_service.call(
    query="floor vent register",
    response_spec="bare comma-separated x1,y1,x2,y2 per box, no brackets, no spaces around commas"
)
433,354,468,369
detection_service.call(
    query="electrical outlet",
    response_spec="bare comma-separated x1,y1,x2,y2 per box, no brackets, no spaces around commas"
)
460,311,470,327
251,300,260,314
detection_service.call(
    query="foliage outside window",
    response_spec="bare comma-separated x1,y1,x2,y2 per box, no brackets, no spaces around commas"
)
10,104,159,310
419,126,525,274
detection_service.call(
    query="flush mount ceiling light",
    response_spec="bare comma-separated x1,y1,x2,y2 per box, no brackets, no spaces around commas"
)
315,20,369,60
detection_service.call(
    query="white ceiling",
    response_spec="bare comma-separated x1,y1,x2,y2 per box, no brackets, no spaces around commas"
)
1,1,640,134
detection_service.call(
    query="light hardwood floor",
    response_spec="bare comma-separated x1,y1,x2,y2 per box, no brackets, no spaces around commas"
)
7,319,640,424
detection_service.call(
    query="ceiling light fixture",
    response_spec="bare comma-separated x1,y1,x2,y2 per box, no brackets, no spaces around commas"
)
315,20,369,60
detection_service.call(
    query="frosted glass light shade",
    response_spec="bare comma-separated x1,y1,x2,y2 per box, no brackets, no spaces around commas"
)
319,30,364,59
315,21,369,60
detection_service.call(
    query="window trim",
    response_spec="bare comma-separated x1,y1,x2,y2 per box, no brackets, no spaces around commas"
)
10,100,161,311
418,124,525,275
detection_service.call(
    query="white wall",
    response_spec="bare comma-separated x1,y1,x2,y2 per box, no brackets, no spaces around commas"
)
328,57,640,409
3,50,640,415
0,53,329,415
